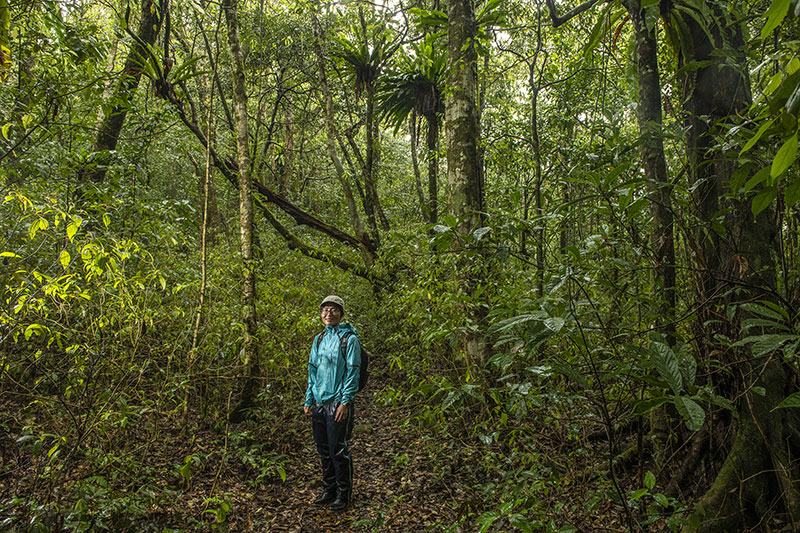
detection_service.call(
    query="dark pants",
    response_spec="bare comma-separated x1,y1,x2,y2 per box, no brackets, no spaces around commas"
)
312,400,354,502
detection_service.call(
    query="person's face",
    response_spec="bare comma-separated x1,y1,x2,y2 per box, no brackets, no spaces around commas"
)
321,305,342,327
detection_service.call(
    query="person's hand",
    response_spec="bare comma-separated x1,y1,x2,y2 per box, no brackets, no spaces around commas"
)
304,405,312,417
334,403,348,422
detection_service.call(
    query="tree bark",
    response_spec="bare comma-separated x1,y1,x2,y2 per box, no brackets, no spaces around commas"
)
81,0,163,185
223,0,259,423
409,111,430,221
426,111,440,225
446,0,488,368
623,0,675,340
675,1,800,529
310,4,376,266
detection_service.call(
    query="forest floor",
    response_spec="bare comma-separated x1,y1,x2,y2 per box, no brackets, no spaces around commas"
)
0,371,464,532
1,368,632,532
225,380,461,532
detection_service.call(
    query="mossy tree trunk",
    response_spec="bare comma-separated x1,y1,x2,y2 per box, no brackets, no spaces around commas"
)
223,0,259,423
81,0,163,186
446,0,489,370
675,0,800,529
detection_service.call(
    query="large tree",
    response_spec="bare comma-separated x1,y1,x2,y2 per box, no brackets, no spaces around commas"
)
671,0,800,528
80,0,163,186
223,0,259,422
446,0,489,368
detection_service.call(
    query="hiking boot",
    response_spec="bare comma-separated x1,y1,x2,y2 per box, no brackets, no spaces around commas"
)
328,494,348,512
313,489,336,505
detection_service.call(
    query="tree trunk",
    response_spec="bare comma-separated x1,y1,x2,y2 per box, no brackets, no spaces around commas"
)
426,112,440,225
409,111,430,221
676,1,800,529
310,4,376,266
223,0,259,423
80,0,162,185
446,0,488,369
363,82,382,246
527,5,546,298
624,0,675,340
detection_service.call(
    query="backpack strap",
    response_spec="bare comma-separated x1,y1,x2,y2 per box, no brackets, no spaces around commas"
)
316,330,356,367
315,331,325,351
339,332,354,363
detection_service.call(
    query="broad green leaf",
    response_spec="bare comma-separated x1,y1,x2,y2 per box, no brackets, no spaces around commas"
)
743,167,769,192
740,301,788,321
773,391,800,410
769,133,797,179
765,71,783,96
760,0,791,39
785,180,800,207
633,396,670,415
742,317,787,330
29,218,41,240
644,471,656,490
551,362,589,389
650,341,682,394
752,334,798,356
67,220,81,242
473,226,491,241
678,352,697,386
543,317,565,333
1,122,11,140
751,186,777,217
787,83,800,115
24,323,47,340
740,118,775,155
771,133,798,179
674,396,705,431
59,250,70,270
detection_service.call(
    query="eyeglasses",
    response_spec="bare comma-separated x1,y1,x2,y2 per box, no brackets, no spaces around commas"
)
321,307,341,315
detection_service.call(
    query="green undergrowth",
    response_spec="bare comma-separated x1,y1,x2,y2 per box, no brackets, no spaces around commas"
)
0,184,702,532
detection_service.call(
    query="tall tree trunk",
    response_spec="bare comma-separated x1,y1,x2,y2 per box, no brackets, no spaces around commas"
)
446,0,488,369
310,4,376,266
363,82,382,247
528,4,546,298
80,0,162,185
359,6,385,242
281,95,296,196
624,0,675,340
675,1,800,529
409,111,430,221
426,113,440,225
223,0,259,423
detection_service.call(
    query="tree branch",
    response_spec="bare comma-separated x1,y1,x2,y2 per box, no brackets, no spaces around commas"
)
165,87,363,249
545,0,604,27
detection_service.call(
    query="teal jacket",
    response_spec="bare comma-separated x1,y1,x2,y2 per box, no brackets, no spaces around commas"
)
305,323,361,407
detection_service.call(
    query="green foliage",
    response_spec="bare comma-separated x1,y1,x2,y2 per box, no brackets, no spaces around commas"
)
377,33,446,131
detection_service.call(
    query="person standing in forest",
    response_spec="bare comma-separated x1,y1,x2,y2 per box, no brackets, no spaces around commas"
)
303,295,361,512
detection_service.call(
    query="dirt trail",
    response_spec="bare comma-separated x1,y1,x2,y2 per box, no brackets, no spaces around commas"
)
252,378,459,532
